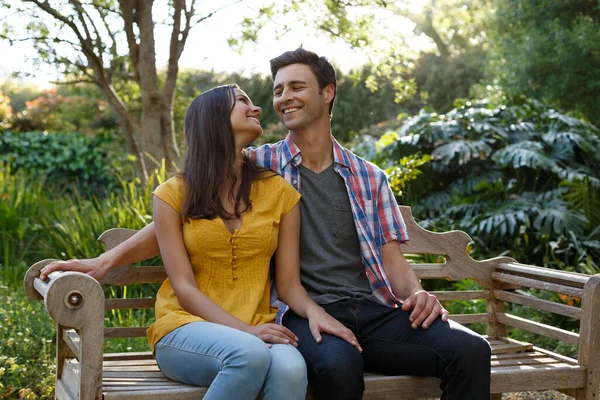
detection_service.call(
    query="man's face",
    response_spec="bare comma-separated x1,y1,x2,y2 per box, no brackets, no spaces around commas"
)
272,64,331,131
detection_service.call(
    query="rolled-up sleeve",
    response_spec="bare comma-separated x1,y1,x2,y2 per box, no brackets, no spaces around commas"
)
377,172,409,244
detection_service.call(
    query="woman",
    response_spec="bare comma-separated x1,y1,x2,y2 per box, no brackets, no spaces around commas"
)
149,84,353,399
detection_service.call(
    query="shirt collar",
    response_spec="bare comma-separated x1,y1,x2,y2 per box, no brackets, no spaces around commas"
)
331,135,354,174
281,134,302,168
281,133,354,175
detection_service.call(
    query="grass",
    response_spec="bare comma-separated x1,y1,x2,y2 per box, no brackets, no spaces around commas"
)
0,163,167,398
0,283,55,399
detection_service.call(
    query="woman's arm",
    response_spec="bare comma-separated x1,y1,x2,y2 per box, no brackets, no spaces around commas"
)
154,196,296,345
40,223,160,281
275,204,362,352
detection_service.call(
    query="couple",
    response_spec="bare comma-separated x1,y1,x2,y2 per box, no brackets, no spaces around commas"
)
41,48,491,400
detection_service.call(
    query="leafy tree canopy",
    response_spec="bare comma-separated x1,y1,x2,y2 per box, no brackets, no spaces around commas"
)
486,0,600,125
229,0,491,111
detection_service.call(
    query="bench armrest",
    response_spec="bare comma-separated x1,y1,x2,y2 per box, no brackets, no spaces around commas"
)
23,260,105,328
24,260,105,399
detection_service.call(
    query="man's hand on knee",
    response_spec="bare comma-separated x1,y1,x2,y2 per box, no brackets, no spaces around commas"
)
402,290,449,329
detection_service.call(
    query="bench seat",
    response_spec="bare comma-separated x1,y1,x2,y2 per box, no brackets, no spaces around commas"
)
54,337,585,399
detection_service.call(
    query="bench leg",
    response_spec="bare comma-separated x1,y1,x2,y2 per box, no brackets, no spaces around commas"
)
490,394,502,400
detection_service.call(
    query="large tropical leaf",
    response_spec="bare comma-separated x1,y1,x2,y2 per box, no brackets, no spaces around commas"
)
471,208,530,237
432,138,494,165
492,141,558,171
532,199,588,236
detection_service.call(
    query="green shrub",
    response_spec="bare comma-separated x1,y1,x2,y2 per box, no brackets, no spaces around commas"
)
353,93,600,273
0,131,131,197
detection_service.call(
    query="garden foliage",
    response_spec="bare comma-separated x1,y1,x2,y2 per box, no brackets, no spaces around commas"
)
0,131,131,196
353,94,600,273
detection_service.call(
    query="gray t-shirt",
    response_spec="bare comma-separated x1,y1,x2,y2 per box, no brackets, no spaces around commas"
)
298,163,376,304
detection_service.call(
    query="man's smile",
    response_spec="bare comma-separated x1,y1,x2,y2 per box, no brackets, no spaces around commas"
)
283,107,301,114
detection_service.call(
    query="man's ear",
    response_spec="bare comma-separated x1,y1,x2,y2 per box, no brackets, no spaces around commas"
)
323,84,335,104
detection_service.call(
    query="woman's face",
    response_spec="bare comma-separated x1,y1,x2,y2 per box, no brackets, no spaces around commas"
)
230,88,262,146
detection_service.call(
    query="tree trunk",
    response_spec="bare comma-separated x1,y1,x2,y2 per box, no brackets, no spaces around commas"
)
135,0,180,174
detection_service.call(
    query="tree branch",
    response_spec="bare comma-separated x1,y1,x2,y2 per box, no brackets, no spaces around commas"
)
51,78,96,85
119,0,140,82
193,0,243,27
23,0,110,81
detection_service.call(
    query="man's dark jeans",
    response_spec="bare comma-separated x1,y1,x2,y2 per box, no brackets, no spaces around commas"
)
283,298,491,400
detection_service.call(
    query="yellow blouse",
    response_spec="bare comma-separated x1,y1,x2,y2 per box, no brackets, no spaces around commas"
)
146,174,301,352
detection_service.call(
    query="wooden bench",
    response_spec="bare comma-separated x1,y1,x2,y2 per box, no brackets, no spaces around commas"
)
23,206,600,399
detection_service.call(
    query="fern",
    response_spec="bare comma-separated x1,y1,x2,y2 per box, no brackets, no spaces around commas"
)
560,178,600,228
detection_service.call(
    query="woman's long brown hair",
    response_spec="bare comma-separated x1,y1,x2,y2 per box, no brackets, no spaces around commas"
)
179,84,272,221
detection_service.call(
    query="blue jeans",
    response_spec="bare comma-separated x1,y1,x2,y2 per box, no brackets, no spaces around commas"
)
154,322,307,400
284,298,491,400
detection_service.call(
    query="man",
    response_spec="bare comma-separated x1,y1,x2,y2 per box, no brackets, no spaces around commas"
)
41,48,491,399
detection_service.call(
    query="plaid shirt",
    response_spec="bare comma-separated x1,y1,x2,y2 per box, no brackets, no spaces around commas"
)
249,134,409,317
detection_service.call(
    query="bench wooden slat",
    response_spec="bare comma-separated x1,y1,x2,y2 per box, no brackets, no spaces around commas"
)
430,290,489,301
105,298,156,310
61,358,81,400
497,263,589,287
411,264,449,279
104,327,149,338
104,377,171,382
363,375,441,399
104,365,161,372
104,359,159,366
104,382,185,389
449,313,488,324
103,371,166,378
532,346,578,366
493,289,581,319
103,387,208,400
101,266,167,286
63,329,81,360
103,351,154,361
492,357,567,367
491,363,586,393
488,337,534,354
492,351,546,360
492,272,584,298
496,313,580,345
490,342,533,355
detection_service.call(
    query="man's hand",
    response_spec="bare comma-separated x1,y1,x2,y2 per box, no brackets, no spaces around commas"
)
307,307,362,352
245,323,299,347
40,257,109,281
402,290,449,329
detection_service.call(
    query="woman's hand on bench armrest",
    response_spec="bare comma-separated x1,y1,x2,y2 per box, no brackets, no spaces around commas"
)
40,257,109,281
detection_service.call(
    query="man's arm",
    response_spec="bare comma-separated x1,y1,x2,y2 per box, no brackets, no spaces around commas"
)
381,240,449,329
39,222,160,281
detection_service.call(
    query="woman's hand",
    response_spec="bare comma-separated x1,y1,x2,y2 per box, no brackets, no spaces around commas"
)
245,323,299,347
307,307,362,353
40,257,108,281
